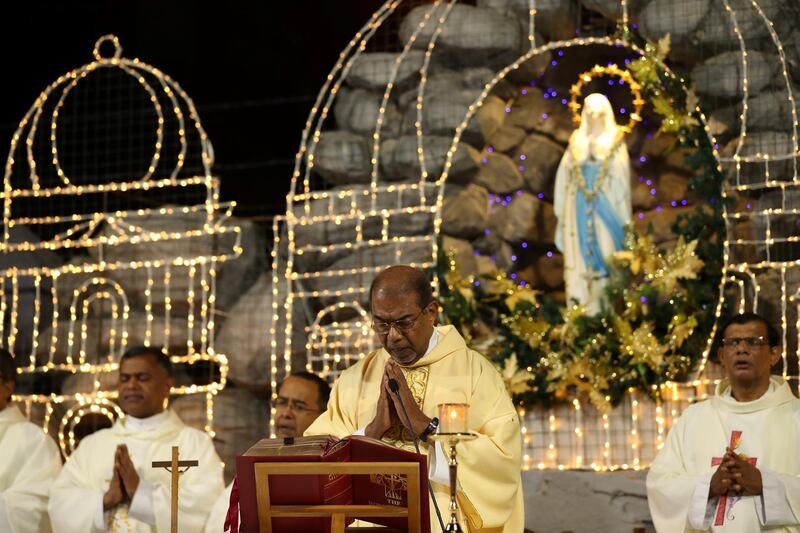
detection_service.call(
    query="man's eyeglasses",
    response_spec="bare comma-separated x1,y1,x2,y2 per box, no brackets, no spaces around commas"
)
720,336,769,348
272,398,320,414
371,307,428,335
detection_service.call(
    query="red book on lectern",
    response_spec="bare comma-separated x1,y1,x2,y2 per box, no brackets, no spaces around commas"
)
234,435,430,533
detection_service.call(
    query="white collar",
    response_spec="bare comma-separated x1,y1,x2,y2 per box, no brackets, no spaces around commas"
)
424,328,439,357
123,409,170,432
722,378,778,401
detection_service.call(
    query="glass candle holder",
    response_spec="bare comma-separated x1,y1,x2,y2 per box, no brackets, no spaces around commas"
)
438,403,468,433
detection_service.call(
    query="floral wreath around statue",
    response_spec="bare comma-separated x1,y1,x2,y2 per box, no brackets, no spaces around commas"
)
437,36,726,413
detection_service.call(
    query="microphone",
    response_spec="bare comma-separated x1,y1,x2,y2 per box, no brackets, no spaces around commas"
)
387,377,446,533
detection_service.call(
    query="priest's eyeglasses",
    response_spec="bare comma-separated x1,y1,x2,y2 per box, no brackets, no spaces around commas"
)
720,336,768,348
372,308,427,335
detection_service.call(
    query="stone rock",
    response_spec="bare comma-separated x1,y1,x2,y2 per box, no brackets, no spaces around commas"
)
693,0,783,49
656,172,691,206
505,87,573,144
495,241,515,271
348,51,426,92
707,106,740,141
536,252,565,290
634,206,694,244
215,273,308,389
380,134,481,183
442,184,491,240
475,254,499,275
172,388,268,482
504,27,552,84
400,4,521,61
691,51,778,98
522,470,651,532
579,0,645,21
488,125,527,153
472,230,503,255
334,88,402,139
474,152,525,194
537,201,557,243
709,90,800,134
312,131,372,185
631,179,658,211
407,90,506,146
398,71,462,109
640,133,675,159
513,133,564,194
639,0,710,43
441,236,479,277
87,211,262,314
722,131,797,184
489,191,540,242
529,0,579,40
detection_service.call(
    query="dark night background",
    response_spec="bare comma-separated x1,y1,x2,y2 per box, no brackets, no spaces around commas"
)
0,1,384,220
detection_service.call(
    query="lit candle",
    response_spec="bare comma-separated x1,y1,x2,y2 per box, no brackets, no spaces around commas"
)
438,403,468,433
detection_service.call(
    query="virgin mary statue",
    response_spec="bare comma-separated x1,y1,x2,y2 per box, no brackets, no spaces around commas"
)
553,93,631,314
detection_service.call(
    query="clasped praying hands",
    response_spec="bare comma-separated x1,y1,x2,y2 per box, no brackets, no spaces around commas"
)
709,447,763,498
364,360,431,440
103,444,141,511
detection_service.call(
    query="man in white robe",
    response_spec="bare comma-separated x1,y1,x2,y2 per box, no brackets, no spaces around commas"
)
0,348,62,533
647,313,800,531
49,346,224,532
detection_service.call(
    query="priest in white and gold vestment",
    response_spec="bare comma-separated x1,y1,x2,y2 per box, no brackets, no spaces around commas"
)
647,313,800,532
49,346,224,532
306,265,524,533
0,348,62,533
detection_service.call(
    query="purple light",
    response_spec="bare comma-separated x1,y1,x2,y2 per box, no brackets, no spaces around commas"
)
488,193,495,199
640,296,647,303
505,106,512,113
639,156,647,163
551,60,557,66
495,197,501,204
550,90,558,96
537,193,544,199
542,113,549,119
490,255,497,261
511,273,518,279
505,195,512,202
671,201,678,207
543,93,550,99
746,203,752,209
520,281,527,287
473,280,481,287
519,154,527,161
501,201,508,207
561,98,567,105
529,81,537,87
645,179,652,186
681,199,688,206
638,213,645,219
650,188,656,195
487,146,495,153
618,79,625,85
521,242,528,249
624,58,631,65
645,133,653,139
485,229,491,235
714,143,720,150
521,88,528,95
558,50,564,57
638,176,645,182
608,80,614,86
511,255,518,261
620,108,627,114
546,251,553,257
474,250,481,256
481,157,488,164
656,205,663,212
516,190,523,197
518,165,526,171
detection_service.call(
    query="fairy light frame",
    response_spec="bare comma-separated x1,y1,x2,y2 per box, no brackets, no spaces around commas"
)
271,0,798,470
3,35,241,448
568,63,644,133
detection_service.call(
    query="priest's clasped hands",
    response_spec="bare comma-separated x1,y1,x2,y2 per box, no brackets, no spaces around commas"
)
709,446,763,497
364,360,432,440
103,444,141,511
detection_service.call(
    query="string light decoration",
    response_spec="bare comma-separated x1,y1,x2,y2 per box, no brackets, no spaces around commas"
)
568,64,644,132
269,0,800,470
3,35,241,453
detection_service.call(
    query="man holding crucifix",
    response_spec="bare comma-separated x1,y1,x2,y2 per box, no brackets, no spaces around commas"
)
49,346,224,532
647,312,800,531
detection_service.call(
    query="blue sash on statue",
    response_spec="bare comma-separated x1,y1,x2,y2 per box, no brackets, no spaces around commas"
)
575,161,625,276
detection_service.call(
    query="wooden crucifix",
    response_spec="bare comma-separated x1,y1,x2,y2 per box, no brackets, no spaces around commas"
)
152,446,199,533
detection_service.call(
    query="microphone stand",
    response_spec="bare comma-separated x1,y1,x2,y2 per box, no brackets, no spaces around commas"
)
388,378,447,533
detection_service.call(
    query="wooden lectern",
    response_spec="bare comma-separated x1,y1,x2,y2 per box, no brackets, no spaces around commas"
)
252,461,421,533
